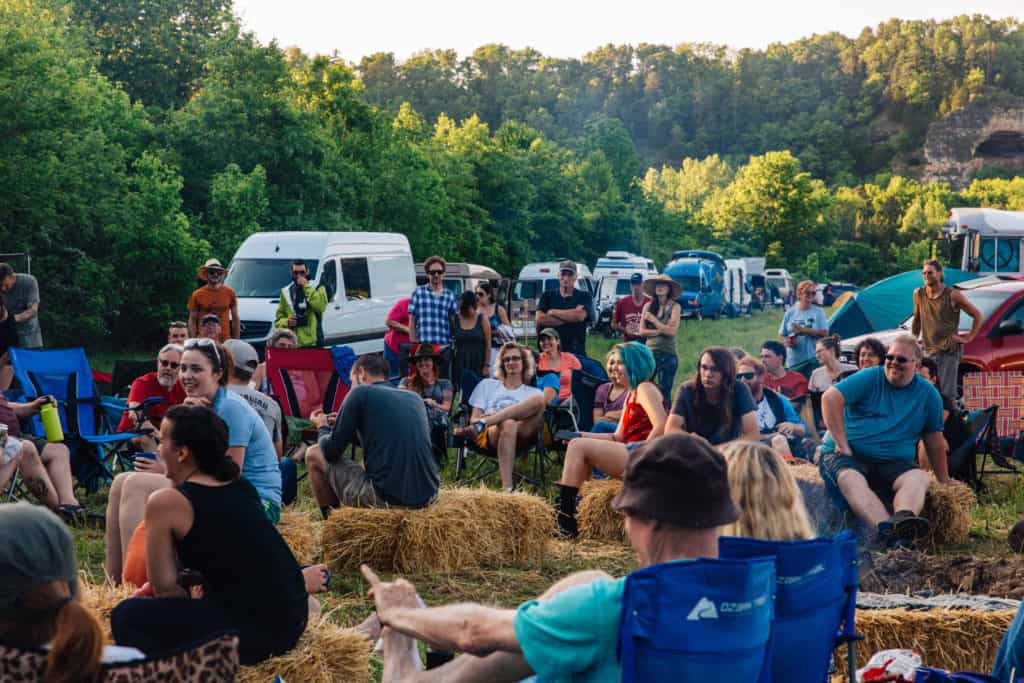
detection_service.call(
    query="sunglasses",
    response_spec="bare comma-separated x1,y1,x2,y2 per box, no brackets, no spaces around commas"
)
158,359,180,369
885,354,912,364
183,337,224,369
428,269,445,276
736,371,755,380
503,355,524,363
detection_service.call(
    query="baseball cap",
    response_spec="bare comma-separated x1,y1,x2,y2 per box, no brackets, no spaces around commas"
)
538,327,560,341
200,314,220,325
612,434,739,529
0,503,78,611
558,260,577,274
223,339,259,369
630,273,643,284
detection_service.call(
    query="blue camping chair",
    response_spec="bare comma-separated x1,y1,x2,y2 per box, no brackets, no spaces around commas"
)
9,347,147,491
719,530,861,683
618,557,776,683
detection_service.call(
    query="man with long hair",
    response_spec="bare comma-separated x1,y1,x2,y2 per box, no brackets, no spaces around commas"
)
666,346,759,446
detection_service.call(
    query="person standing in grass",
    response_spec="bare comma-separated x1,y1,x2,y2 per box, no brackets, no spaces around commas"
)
778,280,827,370
638,275,681,405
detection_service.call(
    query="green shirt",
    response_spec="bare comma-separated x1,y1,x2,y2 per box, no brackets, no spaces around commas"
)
514,577,625,683
274,283,327,347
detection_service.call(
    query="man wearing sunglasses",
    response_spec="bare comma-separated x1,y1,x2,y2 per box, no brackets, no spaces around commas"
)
275,259,327,348
187,258,239,341
820,333,949,548
409,256,458,349
116,343,186,451
735,356,807,460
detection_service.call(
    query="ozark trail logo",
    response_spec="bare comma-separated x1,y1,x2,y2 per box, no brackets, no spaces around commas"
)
686,597,719,621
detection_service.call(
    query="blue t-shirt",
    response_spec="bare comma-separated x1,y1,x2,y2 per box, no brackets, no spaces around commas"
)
778,305,827,367
830,366,943,462
212,387,282,507
536,372,562,405
514,577,625,683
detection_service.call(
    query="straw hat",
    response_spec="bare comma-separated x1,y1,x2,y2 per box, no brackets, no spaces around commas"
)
197,258,225,280
642,274,682,300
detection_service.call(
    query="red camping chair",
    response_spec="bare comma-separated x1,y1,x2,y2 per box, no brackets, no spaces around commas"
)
265,347,349,419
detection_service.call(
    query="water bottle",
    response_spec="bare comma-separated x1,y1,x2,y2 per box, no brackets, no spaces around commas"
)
39,402,64,442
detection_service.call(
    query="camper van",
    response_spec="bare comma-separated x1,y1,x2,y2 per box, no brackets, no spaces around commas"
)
723,259,751,316
591,251,659,333
510,261,596,339
765,268,794,304
225,231,415,354
414,263,502,296
943,208,1024,274
664,250,726,319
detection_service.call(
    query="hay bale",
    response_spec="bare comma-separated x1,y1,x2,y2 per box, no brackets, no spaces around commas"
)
278,508,321,566
323,487,555,574
921,479,975,547
238,616,372,683
790,464,847,537
577,479,625,542
79,575,134,643
834,608,1015,673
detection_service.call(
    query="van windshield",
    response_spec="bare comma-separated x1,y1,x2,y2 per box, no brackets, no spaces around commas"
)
672,275,701,292
513,279,558,300
225,259,319,298
767,277,787,288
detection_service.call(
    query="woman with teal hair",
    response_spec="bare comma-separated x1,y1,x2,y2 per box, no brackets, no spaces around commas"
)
554,341,668,536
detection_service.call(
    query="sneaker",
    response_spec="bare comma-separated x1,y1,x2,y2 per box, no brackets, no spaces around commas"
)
889,510,931,541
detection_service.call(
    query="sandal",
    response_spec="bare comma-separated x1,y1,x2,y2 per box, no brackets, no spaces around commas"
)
57,505,105,529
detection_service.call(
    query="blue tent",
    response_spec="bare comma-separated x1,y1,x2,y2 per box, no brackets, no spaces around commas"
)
828,269,975,339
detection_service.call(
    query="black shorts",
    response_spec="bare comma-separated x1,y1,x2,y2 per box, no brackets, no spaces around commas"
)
821,449,919,494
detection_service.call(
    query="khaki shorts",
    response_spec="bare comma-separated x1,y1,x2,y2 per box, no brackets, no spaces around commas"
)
327,457,387,508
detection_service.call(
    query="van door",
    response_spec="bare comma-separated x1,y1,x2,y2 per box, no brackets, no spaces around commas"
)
322,256,379,350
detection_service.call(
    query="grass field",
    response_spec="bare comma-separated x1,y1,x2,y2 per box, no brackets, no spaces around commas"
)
59,308,1024,676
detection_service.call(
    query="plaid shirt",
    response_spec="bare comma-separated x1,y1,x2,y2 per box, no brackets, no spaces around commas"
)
409,284,458,344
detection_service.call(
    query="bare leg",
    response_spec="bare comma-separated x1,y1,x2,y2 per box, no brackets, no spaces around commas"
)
17,441,58,508
0,450,22,493
0,362,12,391
836,468,890,529
118,473,170,560
305,445,339,508
558,439,630,488
40,444,78,506
494,420,518,489
105,472,129,583
892,468,931,516
480,394,546,427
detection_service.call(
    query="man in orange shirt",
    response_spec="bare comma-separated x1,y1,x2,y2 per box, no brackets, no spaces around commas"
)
187,258,239,341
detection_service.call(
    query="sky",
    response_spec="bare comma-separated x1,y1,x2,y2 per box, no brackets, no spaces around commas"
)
233,0,1023,64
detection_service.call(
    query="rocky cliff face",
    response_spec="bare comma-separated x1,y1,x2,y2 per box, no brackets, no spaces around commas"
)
924,89,1024,188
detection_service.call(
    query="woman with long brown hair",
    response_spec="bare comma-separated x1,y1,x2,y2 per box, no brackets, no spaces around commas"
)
666,346,759,445
399,344,454,464
0,503,144,681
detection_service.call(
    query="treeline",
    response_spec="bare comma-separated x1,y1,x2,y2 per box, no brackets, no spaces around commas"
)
358,16,1024,183
1,0,1023,348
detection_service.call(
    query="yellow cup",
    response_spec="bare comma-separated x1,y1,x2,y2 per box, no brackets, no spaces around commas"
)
39,403,64,443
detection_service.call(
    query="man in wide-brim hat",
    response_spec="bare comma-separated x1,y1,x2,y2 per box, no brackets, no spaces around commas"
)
187,257,239,341
641,273,683,301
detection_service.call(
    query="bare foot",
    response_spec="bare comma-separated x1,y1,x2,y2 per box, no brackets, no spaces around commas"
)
303,564,330,594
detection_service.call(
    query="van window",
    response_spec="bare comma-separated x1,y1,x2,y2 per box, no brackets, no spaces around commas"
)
341,258,371,300
615,279,631,296
224,259,319,298
368,255,414,297
319,259,337,301
513,280,540,300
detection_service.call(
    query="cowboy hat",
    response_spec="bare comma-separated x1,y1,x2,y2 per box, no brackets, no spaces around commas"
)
642,274,682,300
409,344,440,361
197,258,225,280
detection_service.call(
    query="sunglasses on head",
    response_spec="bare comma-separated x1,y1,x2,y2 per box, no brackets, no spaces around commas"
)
158,359,180,369
885,354,912,364
183,337,224,369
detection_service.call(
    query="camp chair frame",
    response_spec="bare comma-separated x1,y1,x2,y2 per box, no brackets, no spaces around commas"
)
974,405,1020,485
264,347,348,420
9,347,148,491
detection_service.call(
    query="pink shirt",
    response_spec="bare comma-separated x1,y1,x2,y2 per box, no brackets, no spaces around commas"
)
385,298,411,354
538,352,582,401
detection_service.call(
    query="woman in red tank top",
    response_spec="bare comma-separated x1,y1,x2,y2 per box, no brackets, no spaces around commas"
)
554,342,668,537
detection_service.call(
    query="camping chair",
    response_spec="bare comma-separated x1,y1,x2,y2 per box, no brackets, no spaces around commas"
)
719,530,861,683
452,369,551,489
8,348,148,491
617,556,776,682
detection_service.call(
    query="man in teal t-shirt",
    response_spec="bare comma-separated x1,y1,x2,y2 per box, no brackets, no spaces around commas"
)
820,333,949,547
360,434,740,682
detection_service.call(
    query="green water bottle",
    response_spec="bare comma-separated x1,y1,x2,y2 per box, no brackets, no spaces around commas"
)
39,402,64,443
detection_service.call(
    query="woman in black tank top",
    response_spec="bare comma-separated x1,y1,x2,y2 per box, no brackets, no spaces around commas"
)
111,405,308,665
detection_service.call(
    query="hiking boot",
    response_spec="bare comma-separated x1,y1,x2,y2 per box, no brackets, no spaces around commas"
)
888,510,931,542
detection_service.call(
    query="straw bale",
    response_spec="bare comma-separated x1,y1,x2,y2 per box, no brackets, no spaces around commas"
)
238,615,372,683
921,479,975,547
577,479,625,542
835,608,1015,673
322,487,555,574
79,575,134,643
278,508,322,566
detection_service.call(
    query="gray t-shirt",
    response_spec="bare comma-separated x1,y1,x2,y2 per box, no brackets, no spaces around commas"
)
227,384,282,444
317,381,439,508
2,273,42,348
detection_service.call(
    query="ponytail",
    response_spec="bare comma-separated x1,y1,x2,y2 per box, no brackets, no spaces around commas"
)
46,599,104,683
164,404,240,482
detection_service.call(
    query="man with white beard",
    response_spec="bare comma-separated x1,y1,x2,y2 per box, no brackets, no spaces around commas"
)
116,343,186,451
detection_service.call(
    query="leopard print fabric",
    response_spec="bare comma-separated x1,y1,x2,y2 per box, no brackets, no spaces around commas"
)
0,633,239,682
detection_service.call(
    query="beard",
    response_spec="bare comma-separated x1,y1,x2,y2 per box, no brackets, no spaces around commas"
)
157,373,177,389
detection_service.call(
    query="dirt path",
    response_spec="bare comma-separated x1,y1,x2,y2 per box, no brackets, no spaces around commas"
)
861,549,1024,599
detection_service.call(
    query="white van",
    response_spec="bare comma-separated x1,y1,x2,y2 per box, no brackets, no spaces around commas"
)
723,259,751,315
592,252,658,312
225,231,415,354
765,268,794,304
510,261,595,339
